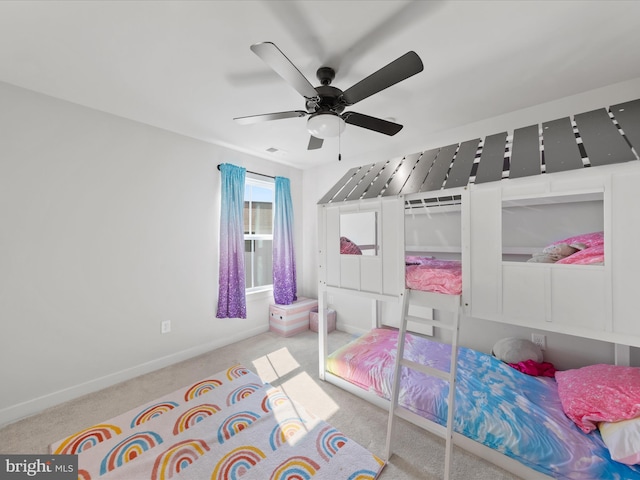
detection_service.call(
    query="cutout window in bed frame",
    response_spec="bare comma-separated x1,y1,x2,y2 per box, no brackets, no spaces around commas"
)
340,211,378,256
501,190,604,264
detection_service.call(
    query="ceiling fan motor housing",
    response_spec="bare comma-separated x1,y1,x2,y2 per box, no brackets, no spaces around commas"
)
305,66,346,114
307,85,345,114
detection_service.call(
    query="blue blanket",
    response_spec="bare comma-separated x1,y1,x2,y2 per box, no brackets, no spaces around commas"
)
327,328,640,479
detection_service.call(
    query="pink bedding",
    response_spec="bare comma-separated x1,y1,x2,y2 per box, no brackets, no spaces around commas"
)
550,231,604,249
405,257,462,295
556,243,604,265
556,364,640,433
326,329,640,478
553,231,605,265
340,236,362,255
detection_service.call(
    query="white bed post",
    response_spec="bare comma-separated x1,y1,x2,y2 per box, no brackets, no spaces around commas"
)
444,304,461,479
615,344,631,366
385,289,409,460
372,299,380,329
317,203,328,380
318,288,328,380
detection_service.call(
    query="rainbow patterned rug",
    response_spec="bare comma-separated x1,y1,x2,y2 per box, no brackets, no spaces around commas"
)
50,365,384,479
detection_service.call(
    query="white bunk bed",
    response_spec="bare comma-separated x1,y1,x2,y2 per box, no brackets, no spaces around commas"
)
316,98,640,479
317,189,555,480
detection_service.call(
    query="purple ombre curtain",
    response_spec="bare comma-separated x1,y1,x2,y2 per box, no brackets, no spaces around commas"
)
272,176,297,305
216,163,247,318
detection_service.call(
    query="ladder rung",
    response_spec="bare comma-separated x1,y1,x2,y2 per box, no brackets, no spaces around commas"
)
404,314,456,331
400,359,451,381
394,406,447,438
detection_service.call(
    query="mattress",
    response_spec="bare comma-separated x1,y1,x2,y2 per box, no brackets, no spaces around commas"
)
326,328,640,479
405,256,462,295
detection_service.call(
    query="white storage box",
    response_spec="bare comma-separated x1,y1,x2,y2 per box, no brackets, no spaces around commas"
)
269,297,318,337
309,308,336,333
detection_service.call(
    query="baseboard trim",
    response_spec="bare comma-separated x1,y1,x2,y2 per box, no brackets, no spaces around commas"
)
337,324,369,336
0,325,269,428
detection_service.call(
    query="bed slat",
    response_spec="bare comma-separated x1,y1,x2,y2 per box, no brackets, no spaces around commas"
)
409,290,461,312
611,99,640,155
420,144,458,191
317,166,361,204
399,149,438,194
394,407,447,438
474,132,507,183
405,314,456,332
400,358,450,380
509,124,541,178
362,156,404,199
541,117,584,173
575,108,636,166
318,98,640,203
331,163,376,202
444,138,480,188
345,160,388,201
382,152,421,196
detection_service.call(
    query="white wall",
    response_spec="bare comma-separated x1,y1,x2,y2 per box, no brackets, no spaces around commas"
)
0,81,305,426
302,77,640,369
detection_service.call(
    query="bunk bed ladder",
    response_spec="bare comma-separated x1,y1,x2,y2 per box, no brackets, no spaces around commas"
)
385,289,461,479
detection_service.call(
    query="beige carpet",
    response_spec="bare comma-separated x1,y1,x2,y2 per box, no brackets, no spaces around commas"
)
0,329,522,479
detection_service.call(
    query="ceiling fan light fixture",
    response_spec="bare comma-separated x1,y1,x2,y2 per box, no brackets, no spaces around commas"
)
307,112,346,139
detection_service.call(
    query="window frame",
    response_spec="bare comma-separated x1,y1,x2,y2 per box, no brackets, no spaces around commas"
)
244,175,275,294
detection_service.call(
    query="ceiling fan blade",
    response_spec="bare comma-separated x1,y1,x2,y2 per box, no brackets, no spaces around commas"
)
250,42,319,100
234,110,307,125
341,51,423,106
325,1,444,77
307,135,324,150
343,112,403,136
262,3,325,64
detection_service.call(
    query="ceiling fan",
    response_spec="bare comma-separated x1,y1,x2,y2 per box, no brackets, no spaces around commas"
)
233,42,424,150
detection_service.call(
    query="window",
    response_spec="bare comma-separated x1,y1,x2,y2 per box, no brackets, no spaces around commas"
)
244,177,274,291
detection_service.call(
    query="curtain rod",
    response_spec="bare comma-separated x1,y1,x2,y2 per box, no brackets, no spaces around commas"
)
216,163,275,179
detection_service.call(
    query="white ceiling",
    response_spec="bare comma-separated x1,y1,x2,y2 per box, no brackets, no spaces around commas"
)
1,0,639,169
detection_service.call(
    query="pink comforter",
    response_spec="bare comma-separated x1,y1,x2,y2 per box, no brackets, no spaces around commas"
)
553,231,605,265
405,257,462,295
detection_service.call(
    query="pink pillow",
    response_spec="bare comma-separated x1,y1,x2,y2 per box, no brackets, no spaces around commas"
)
340,236,362,255
555,364,640,433
551,231,604,249
556,244,604,265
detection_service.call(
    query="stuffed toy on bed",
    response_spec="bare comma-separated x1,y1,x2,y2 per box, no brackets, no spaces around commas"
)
492,337,556,377
527,243,580,263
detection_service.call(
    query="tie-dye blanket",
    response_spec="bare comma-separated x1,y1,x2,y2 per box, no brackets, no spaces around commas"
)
50,365,384,479
327,328,640,479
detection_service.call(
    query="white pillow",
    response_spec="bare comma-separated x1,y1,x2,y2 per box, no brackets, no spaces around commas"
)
599,418,640,465
491,337,543,364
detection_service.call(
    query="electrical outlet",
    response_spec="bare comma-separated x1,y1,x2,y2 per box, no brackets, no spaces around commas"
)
161,320,171,334
531,333,546,350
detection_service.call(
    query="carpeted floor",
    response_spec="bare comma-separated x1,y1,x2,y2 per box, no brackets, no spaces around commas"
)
0,329,522,479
